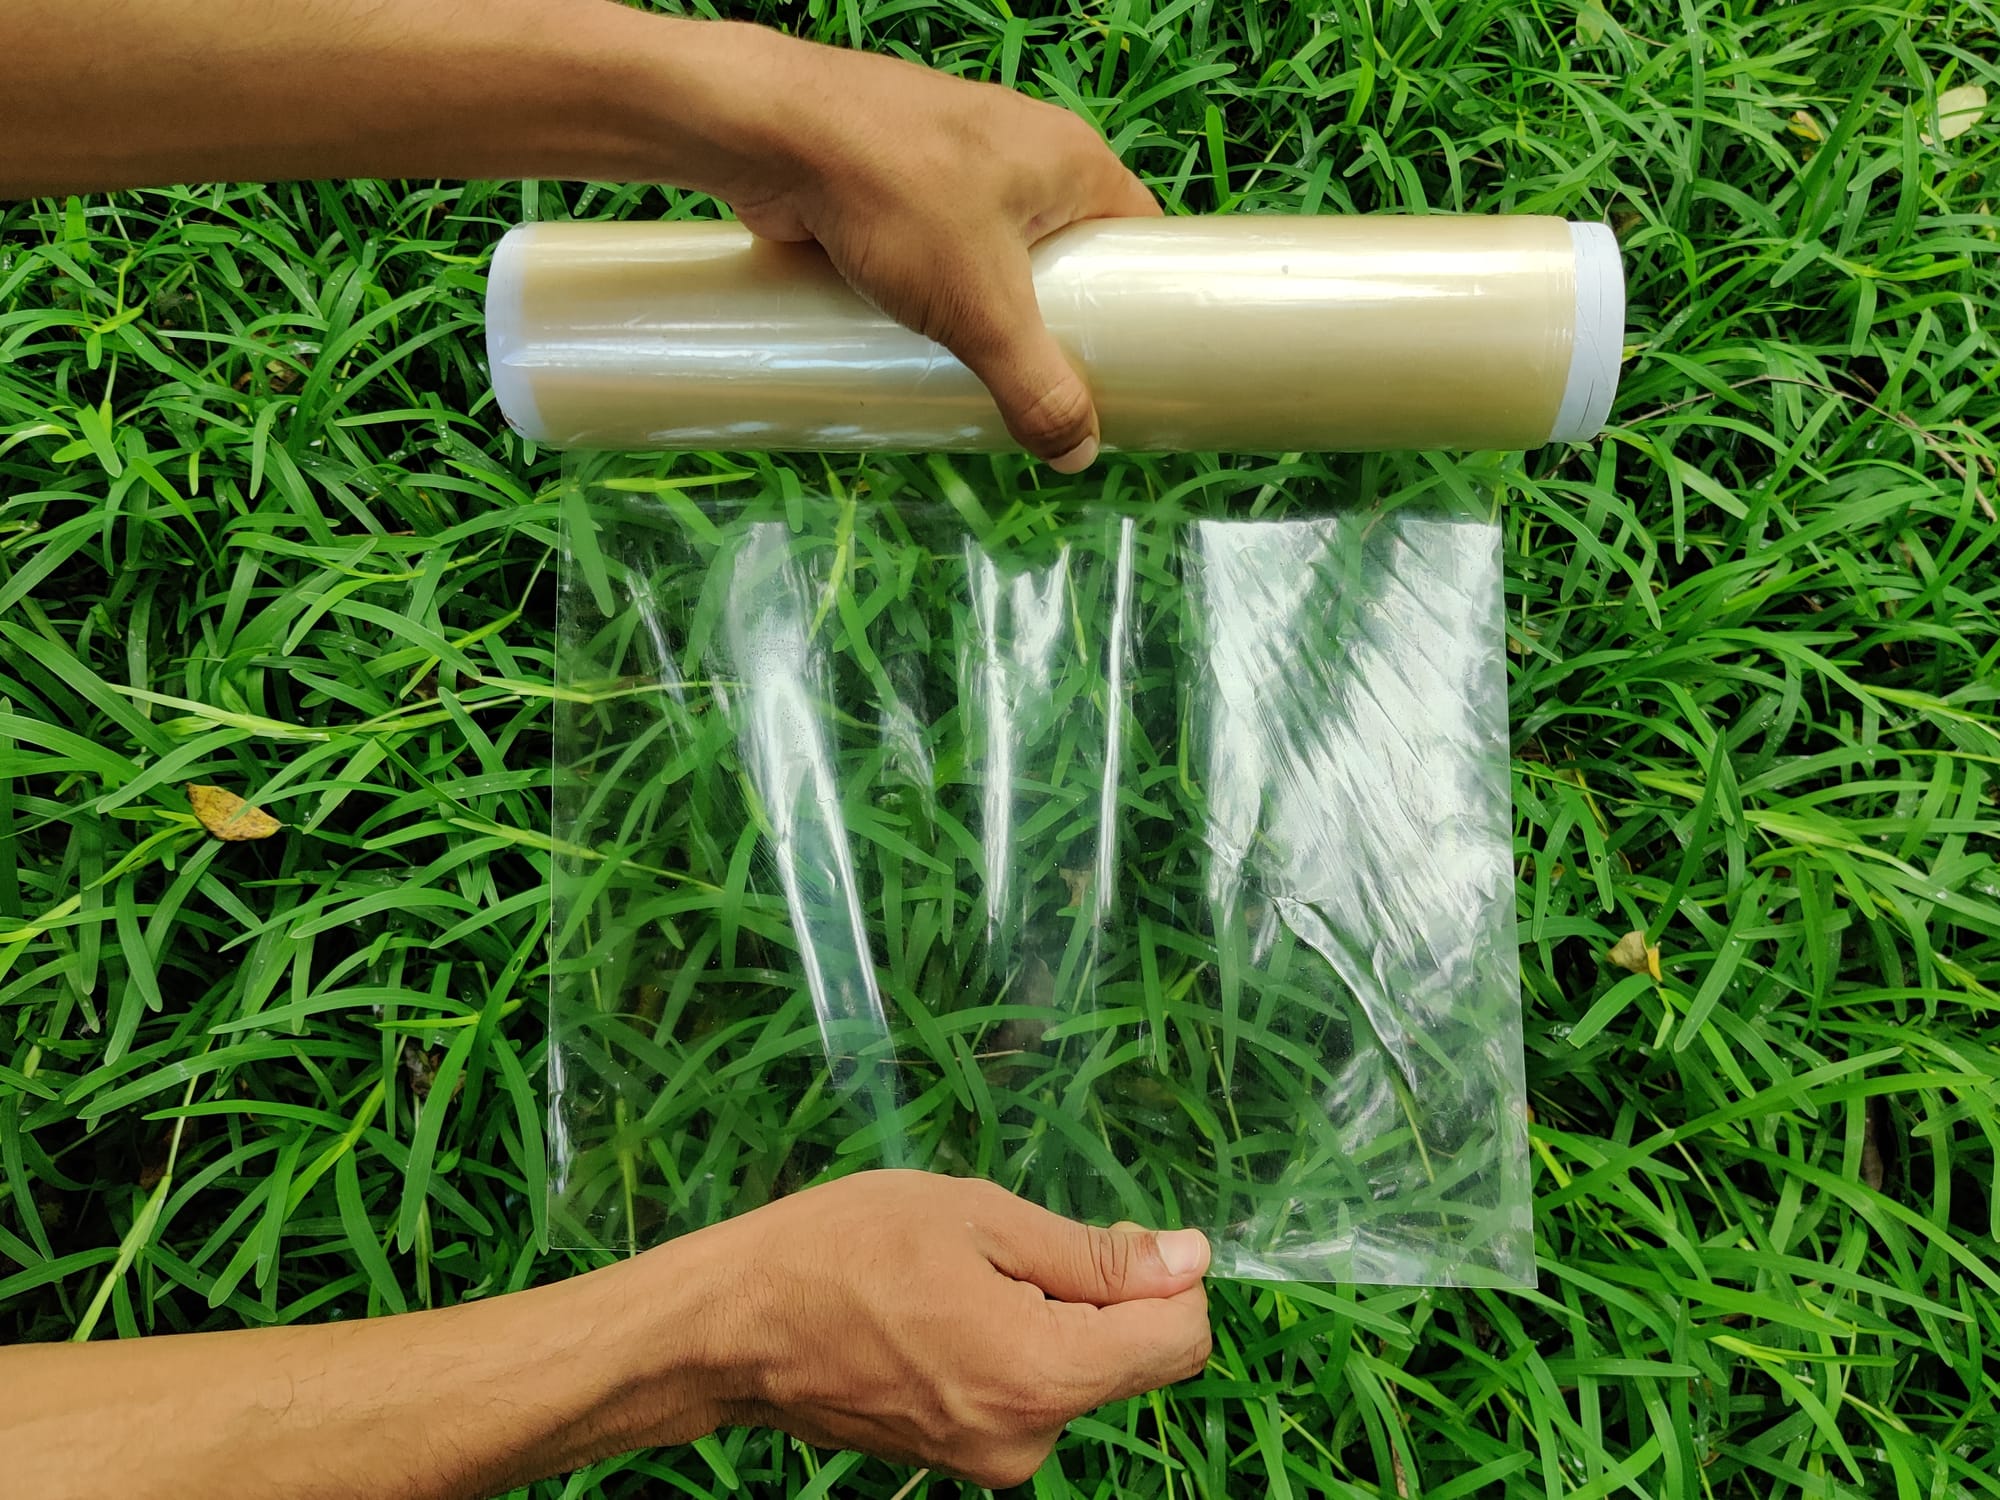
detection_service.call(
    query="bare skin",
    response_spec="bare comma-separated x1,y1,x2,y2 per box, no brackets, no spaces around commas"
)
5,1172,1211,1497
2,0,1160,468
2,3,1201,1495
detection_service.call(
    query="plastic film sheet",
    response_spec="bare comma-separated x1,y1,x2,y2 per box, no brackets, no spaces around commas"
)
490,214,1624,454
549,455,1534,1286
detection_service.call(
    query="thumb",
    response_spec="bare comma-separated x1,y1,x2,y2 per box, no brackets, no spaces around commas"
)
978,1196,1210,1305
940,243,1100,473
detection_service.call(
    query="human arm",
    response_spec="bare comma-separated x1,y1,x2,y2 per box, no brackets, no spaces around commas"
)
2,0,1156,468
1,1171,1211,1499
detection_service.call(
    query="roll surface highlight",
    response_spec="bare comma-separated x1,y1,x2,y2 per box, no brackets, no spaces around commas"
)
486,215,1625,453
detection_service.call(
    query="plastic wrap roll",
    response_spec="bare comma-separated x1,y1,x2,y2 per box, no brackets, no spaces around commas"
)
487,215,1624,453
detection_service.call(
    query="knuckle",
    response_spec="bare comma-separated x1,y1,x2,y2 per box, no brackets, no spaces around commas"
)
928,1388,984,1452
966,1176,1014,1208
976,1442,1052,1490
996,1459,1042,1490
960,1176,1017,1227
1186,1324,1214,1377
1043,103,1106,154
922,268,1000,360
1012,374,1094,454
1087,1227,1135,1295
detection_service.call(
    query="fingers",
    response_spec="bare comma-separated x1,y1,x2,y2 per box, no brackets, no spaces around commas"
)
1033,105,1161,227
787,72,1152,472
974,1188,1211,1304
1088,160,1162,221
949,112,1150,468
941,240,1101,471
1025,157,1160,239
1045,1284,1214,1406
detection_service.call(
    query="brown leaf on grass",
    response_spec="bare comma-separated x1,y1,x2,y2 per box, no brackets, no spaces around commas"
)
980,1014,1050,1062
402,1045,437,1102
1607,930,1663,981
401,1045,464,1105
187,784,281,841
137,1120,191,1191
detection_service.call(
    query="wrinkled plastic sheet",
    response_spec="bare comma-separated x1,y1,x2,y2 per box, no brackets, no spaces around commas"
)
549,454,1533,1286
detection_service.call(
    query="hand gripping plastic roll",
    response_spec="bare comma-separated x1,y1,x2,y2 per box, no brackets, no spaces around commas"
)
487,214,1624,454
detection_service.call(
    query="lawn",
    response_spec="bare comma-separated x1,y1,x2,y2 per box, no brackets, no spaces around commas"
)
4,0,1999,1496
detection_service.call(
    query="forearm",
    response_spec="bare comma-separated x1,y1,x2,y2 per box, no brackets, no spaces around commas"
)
1,1249,723,1500
0,0,780,198
5,0,1154,464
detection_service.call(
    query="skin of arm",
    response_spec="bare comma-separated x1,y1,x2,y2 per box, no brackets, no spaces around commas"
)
2,0,1161,468
2,6,1201,1492
4,1171,1212,1498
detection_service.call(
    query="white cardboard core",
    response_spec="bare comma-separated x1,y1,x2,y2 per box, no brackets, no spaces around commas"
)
486,224,546,442
1549,222,1625,444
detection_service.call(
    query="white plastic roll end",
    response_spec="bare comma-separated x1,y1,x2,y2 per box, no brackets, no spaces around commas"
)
487,224,547,443
1548,221,1625,444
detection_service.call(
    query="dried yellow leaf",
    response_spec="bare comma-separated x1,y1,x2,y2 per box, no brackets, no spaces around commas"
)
187,784,281,841
1787,110,1825,143
1607,929,1662,981
1924,84,1986,145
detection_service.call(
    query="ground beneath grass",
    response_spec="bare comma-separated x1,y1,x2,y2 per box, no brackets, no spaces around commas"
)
4,1,1998,1496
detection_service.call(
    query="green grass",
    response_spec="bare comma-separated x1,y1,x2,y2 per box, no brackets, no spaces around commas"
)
4,0,1999,1496
551,463,1533,1287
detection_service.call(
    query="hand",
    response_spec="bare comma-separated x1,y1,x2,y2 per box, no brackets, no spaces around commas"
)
672,1170,1212,1489
696,26,1161,472
0,1169,1205,1500
7,5,1155,471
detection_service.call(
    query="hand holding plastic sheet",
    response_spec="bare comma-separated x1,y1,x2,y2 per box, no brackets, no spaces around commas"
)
550,457,1536,1286
489,214,1623,454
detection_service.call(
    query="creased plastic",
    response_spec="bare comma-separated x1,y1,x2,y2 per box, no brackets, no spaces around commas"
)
489,215,1624,454
550,455,1534,1286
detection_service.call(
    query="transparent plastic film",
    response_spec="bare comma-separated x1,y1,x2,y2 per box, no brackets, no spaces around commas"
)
490,215,1624,454
550,455,1534,1286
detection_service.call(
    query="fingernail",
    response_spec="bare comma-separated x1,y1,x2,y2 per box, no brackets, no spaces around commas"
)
1048,436,1098,474
1157,1228,1209,1277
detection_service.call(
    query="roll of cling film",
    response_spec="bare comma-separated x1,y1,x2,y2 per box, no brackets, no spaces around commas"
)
486,214,1625,454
